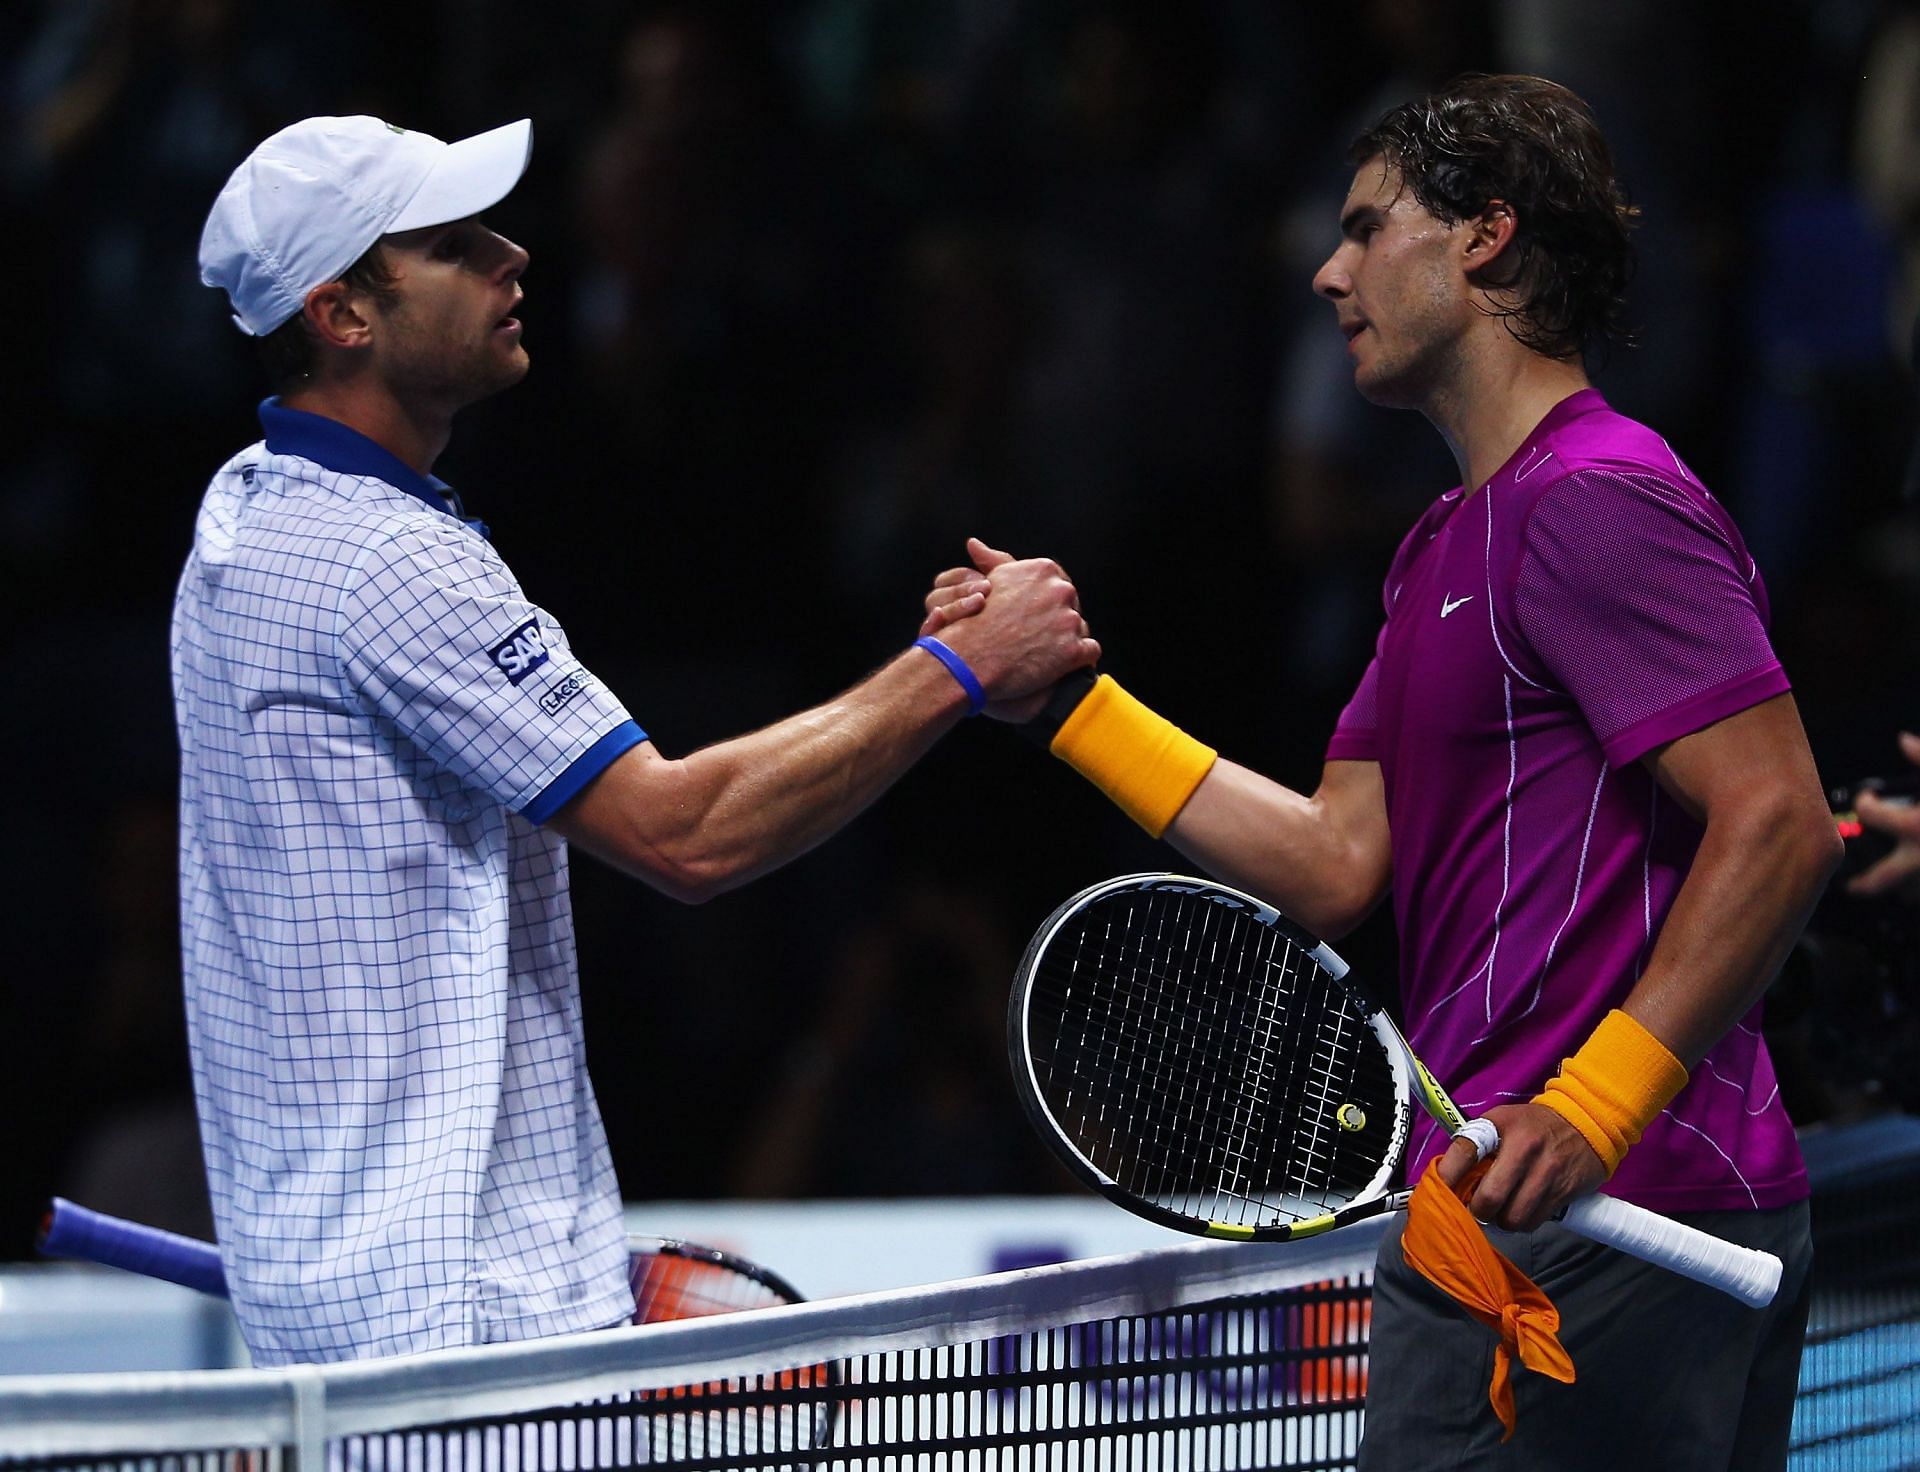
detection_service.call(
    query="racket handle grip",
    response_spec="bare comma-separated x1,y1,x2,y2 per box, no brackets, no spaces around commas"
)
38,1197,230,1299
1560,1192,1782,1308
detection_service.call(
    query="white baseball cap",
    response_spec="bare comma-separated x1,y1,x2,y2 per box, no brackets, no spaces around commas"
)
200,115,533,336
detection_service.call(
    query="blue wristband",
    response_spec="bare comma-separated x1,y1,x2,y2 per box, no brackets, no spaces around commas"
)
914,636,986,716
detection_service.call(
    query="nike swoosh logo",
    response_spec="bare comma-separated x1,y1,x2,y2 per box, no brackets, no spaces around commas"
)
1441,594,1474,618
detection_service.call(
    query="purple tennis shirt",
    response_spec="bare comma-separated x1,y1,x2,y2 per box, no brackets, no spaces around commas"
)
1328,389,1806,1212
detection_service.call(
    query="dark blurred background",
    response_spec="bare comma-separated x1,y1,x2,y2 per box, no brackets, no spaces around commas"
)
4,0,1917,1257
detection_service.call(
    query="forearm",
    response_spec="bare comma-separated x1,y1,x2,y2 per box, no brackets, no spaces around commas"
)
1166,758,1392,940
1022,669,1390,938
672,655,966,890
1620,794,1841,1066
559,648,968,901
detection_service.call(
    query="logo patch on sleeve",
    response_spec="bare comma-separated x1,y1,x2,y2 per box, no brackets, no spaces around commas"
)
491,619,551,685
539,670,591,716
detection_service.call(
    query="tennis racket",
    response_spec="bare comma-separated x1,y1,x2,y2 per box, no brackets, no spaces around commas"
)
621,1237,836,1466
1008,873,1784,1309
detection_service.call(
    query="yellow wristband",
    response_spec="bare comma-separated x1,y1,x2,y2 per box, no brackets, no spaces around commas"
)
1049,675,1217,837
1532,1010,1688,1178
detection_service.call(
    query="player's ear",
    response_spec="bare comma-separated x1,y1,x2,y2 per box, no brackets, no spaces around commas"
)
302,280,374,351
1461,199,1519,276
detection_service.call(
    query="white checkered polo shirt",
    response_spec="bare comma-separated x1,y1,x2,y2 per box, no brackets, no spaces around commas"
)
172,400,645,1364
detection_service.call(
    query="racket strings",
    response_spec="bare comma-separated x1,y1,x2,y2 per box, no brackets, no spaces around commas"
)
1054,904,1231,1213
1033,890,1392,1229
1221,925,1364,1218
1292,971,1368,1203
1085,906,1267,1219
1044,900,1262,1215
1139,896,1233,1218
1215,916,1295,1210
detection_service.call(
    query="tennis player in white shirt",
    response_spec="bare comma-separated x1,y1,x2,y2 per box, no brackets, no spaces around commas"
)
179,114,1096,1364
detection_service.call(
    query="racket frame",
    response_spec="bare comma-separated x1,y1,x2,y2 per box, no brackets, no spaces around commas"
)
628,1234,810,1320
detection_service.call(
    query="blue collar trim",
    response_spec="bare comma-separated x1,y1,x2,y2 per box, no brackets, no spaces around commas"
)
257,398,489,539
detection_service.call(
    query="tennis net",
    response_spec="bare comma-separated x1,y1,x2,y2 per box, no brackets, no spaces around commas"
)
0,1226,1380,1472
3,1115,1916,1472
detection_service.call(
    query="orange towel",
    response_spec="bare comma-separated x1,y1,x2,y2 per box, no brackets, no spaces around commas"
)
1400,1158,1576,1441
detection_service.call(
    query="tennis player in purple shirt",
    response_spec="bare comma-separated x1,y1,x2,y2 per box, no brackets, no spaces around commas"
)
929,74,1841,1469
1324,385,1813,1222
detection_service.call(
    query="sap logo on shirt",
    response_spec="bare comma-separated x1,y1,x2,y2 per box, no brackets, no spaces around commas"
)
491,619,551,685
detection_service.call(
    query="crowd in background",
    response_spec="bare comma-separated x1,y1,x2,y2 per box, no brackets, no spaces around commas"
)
3,0,1917,1256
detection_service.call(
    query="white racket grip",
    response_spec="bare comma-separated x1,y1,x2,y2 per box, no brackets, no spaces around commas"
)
1560,1192,1782,1308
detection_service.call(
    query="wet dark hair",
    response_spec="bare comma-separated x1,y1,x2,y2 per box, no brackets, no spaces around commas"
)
255,242,401,390
1350,73,1639,360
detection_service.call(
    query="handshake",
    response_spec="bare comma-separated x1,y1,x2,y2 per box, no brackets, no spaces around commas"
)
910,537,1218,841
912,536,1100,724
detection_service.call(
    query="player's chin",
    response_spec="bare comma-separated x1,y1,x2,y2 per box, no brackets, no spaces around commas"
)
1352,365,1415,409
489,341,532,387
463,351,530,406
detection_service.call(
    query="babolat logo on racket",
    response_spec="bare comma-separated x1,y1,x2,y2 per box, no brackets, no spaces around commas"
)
491,619,550,685
1147,879,1278,925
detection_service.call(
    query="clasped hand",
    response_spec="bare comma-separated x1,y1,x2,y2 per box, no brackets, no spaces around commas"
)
921,537,1097,721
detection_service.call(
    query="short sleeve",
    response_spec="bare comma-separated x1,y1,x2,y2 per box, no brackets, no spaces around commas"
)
338,522,645,819
1515,469,1788,767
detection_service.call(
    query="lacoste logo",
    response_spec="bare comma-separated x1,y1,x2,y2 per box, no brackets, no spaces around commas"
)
1441,593,1474,618
539,670,589,716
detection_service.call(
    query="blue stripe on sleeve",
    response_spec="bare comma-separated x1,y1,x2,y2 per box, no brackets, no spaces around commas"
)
522,720,648,825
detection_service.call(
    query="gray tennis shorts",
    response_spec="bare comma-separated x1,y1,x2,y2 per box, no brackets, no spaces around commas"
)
1357,1199,1813,1472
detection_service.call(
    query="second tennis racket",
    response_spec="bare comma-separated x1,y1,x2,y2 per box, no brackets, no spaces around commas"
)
1008,872,1783,1308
